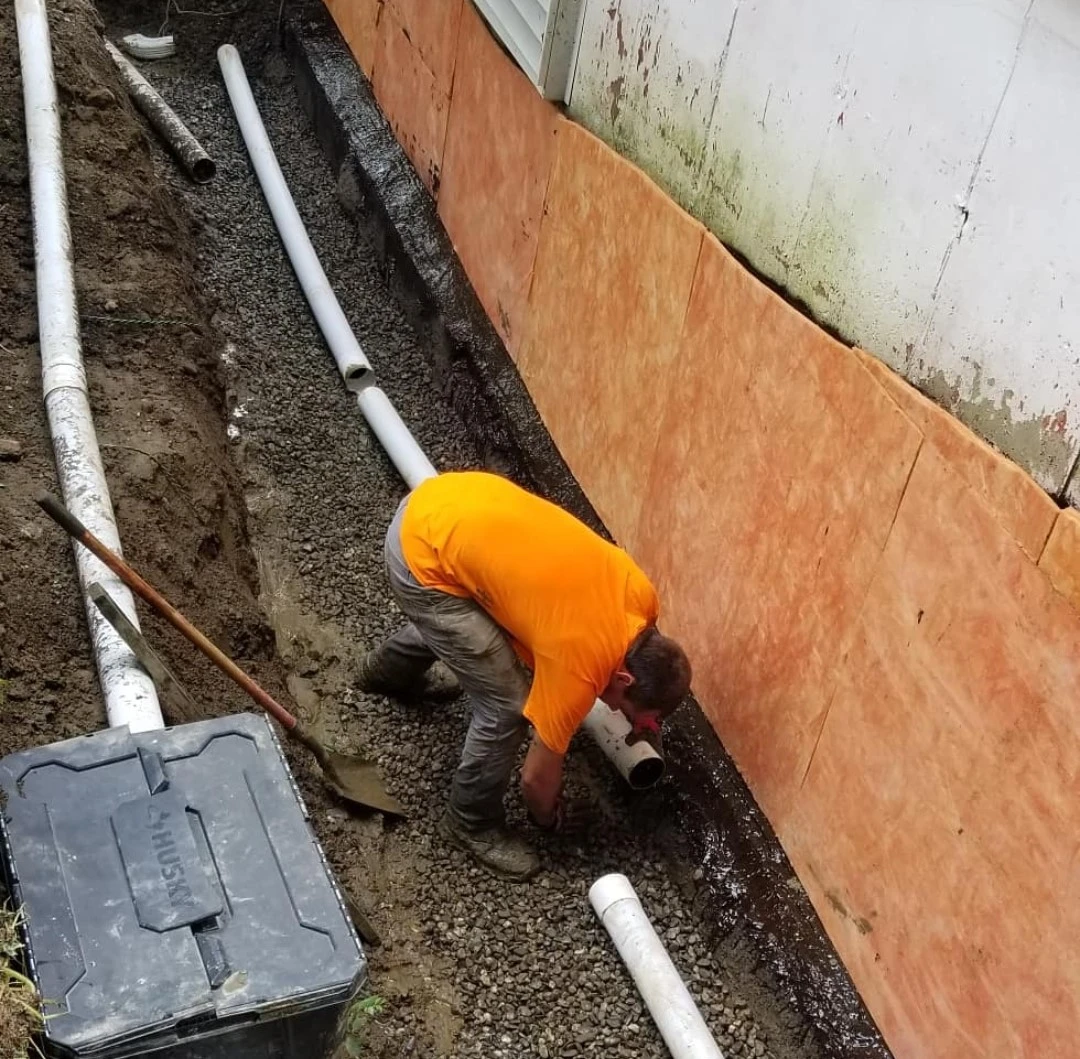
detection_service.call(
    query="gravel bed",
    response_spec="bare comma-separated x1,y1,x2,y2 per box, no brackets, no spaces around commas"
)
95,5,817,1057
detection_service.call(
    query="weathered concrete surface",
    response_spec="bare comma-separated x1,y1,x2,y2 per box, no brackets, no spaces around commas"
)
568,0,1079,495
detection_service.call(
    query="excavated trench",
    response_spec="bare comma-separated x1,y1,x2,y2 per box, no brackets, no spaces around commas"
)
0,0,891,1056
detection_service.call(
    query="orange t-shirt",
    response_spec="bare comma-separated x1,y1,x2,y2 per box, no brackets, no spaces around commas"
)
400,472,659,753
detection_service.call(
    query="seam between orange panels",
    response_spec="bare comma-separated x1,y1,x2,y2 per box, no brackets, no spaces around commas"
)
445,0,466,102
1035,508,1062,566
368,0,386,84
521,119,563,311
381,3,443,90
798,434,926,792
628,228,707,557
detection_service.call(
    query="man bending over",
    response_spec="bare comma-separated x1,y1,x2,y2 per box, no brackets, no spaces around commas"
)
357,471,692,881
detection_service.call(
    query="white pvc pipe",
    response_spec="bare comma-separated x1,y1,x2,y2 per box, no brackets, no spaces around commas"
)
217,44,372,390
356,387,437,490
217,42,663,786
590,874,725,1059
583,700,665,789
120,33,177,60
16,0,164,734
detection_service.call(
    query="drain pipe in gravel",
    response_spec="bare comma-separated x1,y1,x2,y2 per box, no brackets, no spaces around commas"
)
105,40,215,184
355,385,438,490
15,0,165,734
217,43,664,787
591,874,726,1058
217,45,372,391
218,44,436,487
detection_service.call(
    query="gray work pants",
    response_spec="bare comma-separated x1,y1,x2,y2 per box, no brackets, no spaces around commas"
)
372,499,531,830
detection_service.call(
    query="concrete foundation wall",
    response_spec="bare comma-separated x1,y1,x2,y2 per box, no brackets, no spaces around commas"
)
323,1,1080,1054
567,0,1080,499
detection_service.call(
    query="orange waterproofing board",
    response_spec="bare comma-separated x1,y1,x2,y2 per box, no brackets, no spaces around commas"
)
324,1,1080,1055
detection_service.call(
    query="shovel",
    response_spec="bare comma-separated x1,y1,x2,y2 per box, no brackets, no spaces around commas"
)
36,491,405,817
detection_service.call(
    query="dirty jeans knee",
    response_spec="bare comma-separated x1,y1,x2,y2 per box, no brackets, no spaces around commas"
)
365,623,437,689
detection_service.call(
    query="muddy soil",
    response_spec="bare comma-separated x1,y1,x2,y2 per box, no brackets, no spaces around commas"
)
1,1,823,1056
0,0,291,1053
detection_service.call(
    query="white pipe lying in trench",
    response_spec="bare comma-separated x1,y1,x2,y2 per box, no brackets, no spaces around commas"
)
217,44,372,390
591,874,726,1059
355,386,437,490
217,43,663,788
15,0,164,734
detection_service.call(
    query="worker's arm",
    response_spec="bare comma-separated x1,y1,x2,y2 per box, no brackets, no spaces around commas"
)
520,666,595,829
520,733,565,827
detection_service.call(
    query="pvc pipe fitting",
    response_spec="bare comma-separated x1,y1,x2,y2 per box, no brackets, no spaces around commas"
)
582,700,665,789
119,33,177,60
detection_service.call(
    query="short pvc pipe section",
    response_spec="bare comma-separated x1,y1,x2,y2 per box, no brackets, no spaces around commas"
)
106,40,215,183
16,0,164,734
217,43,372,388
583,700,665,789
355,386,437,490
591,874,725,1059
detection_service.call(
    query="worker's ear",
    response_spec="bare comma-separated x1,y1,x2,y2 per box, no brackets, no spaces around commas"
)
603,667,635,704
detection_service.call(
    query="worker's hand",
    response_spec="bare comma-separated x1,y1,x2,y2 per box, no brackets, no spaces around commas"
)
527,794,588,834
551,796,590,835
521,734,565,827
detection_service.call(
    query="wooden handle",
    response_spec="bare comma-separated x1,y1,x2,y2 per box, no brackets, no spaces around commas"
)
37,490,90,541
36,490,298,731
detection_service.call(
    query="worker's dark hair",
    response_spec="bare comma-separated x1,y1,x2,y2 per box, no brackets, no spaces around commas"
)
624,626,692,715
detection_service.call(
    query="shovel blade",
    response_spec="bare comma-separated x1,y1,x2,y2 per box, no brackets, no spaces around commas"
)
322,749,407,817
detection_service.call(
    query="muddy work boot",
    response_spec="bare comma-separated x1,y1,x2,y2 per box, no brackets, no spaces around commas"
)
438,810,540,882
355,652,461,703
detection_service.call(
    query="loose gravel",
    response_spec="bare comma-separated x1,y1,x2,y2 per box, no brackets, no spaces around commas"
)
96,4,818,1057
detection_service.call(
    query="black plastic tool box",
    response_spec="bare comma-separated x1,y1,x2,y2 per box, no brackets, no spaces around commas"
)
0,713,365,1058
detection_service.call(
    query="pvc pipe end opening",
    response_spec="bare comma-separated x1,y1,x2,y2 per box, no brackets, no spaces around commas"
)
589,873,638,917
345,365,374,392
627,754,665,790
192,157,216,183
